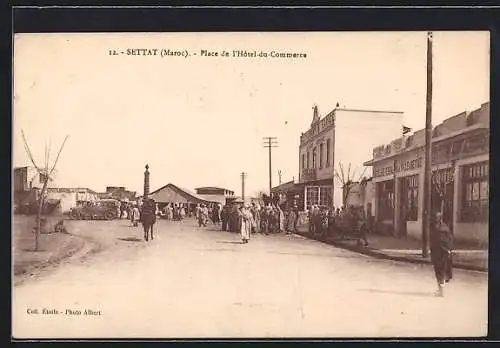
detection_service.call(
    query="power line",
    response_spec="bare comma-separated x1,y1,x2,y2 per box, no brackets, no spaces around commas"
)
262,137,278,197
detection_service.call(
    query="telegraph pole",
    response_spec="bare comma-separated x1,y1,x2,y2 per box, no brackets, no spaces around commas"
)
263,137,278,198
241,172,247,201
422,32,433,258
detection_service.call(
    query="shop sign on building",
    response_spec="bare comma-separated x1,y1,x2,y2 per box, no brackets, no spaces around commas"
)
300,112,335,144
373,156,423,178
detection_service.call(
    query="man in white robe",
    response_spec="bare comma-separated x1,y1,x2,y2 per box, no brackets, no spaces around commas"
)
240,205,252,243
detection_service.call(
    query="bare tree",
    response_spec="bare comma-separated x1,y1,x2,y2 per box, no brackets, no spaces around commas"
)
334,162,368,207
21,130,69,251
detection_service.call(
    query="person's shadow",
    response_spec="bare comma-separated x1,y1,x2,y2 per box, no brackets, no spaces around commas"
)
216,241,243,245
118,237,143,242
358,288,436,298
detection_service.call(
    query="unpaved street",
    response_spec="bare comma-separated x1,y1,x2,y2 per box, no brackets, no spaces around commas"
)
12,218,488,338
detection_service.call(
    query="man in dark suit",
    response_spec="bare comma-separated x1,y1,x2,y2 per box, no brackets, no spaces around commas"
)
430,210,454,297
140,198,157,241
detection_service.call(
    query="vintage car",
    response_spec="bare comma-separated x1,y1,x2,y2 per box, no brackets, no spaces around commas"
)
69,199,120,220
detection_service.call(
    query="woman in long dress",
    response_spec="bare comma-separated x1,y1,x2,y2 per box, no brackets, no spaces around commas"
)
250,203,260,233
166,204,173,220
131,204,140,227
240,205,252,243
180,205,186,220
197,204,205,227
277,204,285,233
285,206,295,234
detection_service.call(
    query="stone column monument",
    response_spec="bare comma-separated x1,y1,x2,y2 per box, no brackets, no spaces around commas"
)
143,164,150,199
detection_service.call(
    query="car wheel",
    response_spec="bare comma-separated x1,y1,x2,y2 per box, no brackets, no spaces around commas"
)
104,210,115,220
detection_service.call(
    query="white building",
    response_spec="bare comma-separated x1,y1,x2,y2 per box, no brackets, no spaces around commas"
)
297,105,403,210
46,188,99,213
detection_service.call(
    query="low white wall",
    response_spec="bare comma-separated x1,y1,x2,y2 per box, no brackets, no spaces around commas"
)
454,222,488,246
407,220,421,240
403,219,487,246
46,192,77,213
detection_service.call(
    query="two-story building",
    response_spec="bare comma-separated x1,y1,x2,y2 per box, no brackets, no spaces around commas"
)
297,105,403,210
363,102,489,245
13,166,53,208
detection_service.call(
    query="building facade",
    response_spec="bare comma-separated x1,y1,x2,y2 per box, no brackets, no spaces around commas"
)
13,166,56,209
195,187,234,196
13,166,50,192
46,188,99,213
344,179,376,217
99,186,137,201
298,105,403,210
195,187,235,205
364,102,490,245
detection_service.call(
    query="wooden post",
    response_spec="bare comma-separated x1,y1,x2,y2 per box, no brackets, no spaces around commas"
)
422,32,433,258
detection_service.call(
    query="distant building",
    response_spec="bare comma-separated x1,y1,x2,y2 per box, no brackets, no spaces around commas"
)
13,166,52,192
194,186,235,205
149,183,226,208
46,187,99,213
344,178,375,218
270,180,302,208
99,186,137,201
344,182,363,207
13,166,55,208
363,102,489,245
195,187,234,196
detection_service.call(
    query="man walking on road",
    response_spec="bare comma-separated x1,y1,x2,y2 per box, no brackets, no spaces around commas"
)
430,211,454,297
140,198,157,241
221,205,229,231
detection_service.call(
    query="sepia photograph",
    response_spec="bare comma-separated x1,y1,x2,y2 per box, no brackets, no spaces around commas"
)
12,31,489,339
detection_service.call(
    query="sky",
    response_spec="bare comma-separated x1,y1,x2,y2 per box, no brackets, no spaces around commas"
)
12,31,490,197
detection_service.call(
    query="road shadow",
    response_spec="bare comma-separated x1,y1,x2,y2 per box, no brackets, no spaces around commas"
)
266,251,366,259
204,227,223,232
118,237,143,242
216,241,243,245
358,288,435,298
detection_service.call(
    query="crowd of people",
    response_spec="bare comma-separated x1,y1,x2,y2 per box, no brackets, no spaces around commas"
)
307,205,372,237
179,201,301,244
162,203,188,221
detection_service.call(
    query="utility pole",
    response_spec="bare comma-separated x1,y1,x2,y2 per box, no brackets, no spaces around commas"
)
422,31,433,258
241,172,247,201
263,137,278,198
